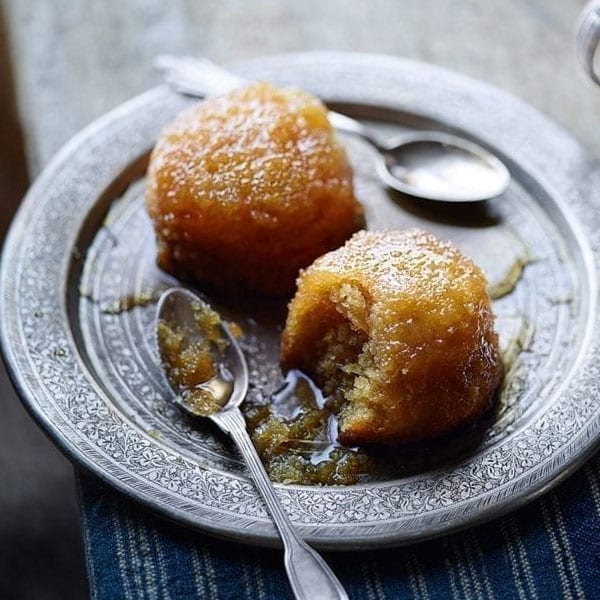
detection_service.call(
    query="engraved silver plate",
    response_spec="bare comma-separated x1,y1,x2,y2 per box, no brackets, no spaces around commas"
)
2,53,599,549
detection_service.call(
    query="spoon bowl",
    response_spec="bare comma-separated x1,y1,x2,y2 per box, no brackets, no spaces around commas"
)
156,287,248,416
378,132,511,202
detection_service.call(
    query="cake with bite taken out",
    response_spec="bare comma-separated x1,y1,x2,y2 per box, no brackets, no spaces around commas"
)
281,229,502,445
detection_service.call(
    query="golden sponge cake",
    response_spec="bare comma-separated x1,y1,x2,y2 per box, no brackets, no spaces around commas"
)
146,82,364,296
281,229,502,445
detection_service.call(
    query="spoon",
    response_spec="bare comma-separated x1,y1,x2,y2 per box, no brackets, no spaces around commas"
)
155,54,510,203
155,288,348,600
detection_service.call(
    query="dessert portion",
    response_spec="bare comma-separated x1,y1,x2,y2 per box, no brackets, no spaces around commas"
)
281,229,502,445
146,82,364,296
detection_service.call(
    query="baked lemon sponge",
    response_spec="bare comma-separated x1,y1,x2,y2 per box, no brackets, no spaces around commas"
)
146,82,364,296
280,229,502,445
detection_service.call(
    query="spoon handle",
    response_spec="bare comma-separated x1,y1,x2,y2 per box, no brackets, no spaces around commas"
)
213,408,349,600
326,111,384,149
155,54,245,95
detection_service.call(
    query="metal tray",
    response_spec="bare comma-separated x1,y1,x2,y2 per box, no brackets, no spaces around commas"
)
2,52,600,549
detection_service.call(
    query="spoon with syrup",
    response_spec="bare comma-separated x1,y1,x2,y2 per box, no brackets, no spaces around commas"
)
155,54,510,203
155,288,348,600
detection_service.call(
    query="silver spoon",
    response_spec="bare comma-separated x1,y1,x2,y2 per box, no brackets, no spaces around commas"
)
155,54,510,203
155,288,348,600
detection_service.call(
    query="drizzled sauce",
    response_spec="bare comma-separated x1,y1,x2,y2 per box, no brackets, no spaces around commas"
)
247,369,371,485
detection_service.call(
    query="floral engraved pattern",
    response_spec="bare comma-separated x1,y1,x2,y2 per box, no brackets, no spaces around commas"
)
2,56,600,546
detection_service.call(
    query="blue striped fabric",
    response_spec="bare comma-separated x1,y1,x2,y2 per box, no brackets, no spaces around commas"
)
78,452,600,600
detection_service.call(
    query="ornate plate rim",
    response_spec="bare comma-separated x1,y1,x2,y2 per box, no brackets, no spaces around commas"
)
2,51,600,549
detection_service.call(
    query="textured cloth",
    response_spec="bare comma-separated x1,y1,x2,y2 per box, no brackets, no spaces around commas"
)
78,451,600,600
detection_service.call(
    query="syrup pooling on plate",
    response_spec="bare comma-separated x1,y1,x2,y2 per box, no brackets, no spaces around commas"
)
246,370,373,485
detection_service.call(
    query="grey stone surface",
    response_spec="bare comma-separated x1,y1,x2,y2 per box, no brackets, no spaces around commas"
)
1,0,599,598
4,0,600,174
